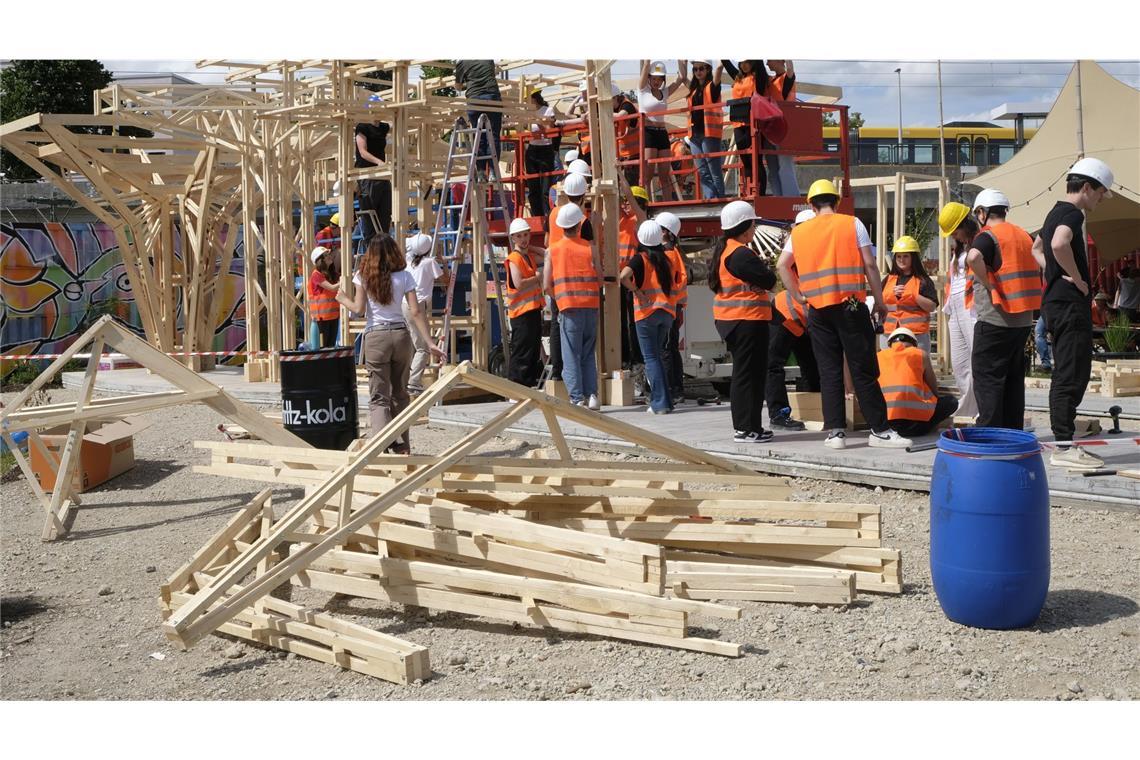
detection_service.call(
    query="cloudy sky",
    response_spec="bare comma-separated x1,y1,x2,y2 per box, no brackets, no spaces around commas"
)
101,59,1139,128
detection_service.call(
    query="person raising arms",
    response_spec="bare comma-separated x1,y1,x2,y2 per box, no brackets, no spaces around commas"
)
638,60,686,202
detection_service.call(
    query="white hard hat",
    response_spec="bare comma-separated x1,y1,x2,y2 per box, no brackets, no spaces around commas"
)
611,83,621,97
405,233,433,256
568,159,592,177
578,81,588,93
556,203,585,229
887,327,918,345
563,172,588,197
794,209,816,225
654,211,681,237
637,220,664,247
310,246,330,264
509,218,531,236
649,61,668,77
1068,157,1114,198
973,188,1011,210
564,149,579,163
720,200,758,231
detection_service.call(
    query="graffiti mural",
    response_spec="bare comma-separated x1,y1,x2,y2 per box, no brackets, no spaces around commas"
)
1,222,248,375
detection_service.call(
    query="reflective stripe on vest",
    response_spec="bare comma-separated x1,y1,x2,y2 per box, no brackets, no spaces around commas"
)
774,289,807,337
618,213,639,268
985,222,1042,314
877,343,936,422
551,237,600,311
688,82,724,140
666,246,688,308
713,240,772,321
506,250,544,319
883,274,931,334
309,275,339,321
788,214,866,309
633,252,676,321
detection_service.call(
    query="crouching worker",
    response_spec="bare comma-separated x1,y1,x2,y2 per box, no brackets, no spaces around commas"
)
877,327,957,438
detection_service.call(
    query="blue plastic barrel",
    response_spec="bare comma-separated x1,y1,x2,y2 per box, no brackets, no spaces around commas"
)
930,427,1050,629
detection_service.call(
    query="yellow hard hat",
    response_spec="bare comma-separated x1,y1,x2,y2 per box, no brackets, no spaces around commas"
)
806,179,840,201
330,212,340,226
630,186,649,202
892,235,921,255
938,202,970,237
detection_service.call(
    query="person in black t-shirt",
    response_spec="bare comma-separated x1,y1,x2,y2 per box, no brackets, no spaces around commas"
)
1038,156,1116,470
355,109,392,241
455,60,503,174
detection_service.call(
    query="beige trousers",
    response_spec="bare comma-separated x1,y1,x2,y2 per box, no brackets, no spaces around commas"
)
363,326,414,448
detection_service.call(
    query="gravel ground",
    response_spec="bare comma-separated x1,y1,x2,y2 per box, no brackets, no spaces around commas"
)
2,387,1138,701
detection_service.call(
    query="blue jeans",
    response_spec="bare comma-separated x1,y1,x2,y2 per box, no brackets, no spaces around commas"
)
1035,314,1052,369
635,308,674,412
559,308,598,403
466,95,503,168
691,135,725,199
765,149,801,197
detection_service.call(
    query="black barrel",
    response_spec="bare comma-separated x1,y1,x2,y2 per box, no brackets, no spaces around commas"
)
279,347,359,450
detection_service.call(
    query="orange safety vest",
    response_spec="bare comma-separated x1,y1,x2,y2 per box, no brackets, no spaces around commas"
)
983,221,1042,314
774,289,808,337
944,262,976,311
688,82,724,140
665,246,688,308
547,204,591,247
506,249,544,319
883,274,931,335
309,272,339,321
615,99,641,159
728,77,756,129
767,73,797,102
631,251,676,321
618,211,639,269
789,214,866,309
878,342,937,422
550,236,600,311
713,240,772,321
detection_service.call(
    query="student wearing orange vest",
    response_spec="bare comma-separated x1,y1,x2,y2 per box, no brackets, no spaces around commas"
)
543,203,602,410
943,207,979,419
620,220,677,414
308,246,341,348
506,218,546,389
765,209,820,430
777,180,911,450
710,200,777,442
545,172,595,382
1040,157,1115,469
616,175,650,376
763,60,801,197
683,60,726,199
721,60,768,195
877,327,958,438
656,211,688,405
880,235,938,353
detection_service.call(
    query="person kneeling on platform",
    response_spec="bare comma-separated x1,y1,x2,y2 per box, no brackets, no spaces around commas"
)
877,327,957,438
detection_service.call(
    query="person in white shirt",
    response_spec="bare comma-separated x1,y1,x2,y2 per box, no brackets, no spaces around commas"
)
524,91,557,217
943,234,979,418
336,235,444,452
402,233,446,396
638,60,686,202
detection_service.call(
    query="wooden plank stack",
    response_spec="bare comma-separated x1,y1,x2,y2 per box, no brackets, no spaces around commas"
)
1096,359,1140,398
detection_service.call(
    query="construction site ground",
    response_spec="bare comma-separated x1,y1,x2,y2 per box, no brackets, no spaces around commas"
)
2,386,1138,701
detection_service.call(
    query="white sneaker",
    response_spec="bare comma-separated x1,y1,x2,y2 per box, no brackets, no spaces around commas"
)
1049,445,1104,470
587,394,601,411
646,406,671,415
868,429,912,449
824,430,847,450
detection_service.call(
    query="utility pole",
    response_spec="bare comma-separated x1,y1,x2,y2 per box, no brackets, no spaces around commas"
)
895,67,903,164
937,61,946,180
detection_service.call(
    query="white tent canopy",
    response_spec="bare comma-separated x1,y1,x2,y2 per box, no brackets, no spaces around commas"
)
970,60,1139,263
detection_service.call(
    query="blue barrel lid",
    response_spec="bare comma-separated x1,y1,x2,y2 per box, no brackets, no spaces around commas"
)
938,427,1042,458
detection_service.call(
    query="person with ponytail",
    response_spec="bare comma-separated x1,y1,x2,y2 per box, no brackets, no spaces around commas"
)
710,200,777,441
336,235,445,453
620,220,676,414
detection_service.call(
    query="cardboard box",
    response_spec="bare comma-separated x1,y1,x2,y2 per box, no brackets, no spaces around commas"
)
788,391,868,430
29,417,151,493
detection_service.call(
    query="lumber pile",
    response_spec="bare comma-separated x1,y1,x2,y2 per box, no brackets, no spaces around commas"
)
1096,359,1140,398
164,362,904,684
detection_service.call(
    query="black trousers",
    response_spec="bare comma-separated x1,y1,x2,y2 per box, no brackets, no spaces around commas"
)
972,321,1032,430
723,319,769,434
663,306,684,396
765,317,821,415
525,144,555,218
316,319,339,348
1042,299,1093,442
732,126,767,196
890,394,958,438
620,288,644,367
359,178,392,241
547,297,563,380
508,309,543,388
807,302,888,432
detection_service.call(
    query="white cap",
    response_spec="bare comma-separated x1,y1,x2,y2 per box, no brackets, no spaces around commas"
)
649,61,667,77
509,218,531,236
888,327,918,345
973,188,1011,211
654,211,681,237
720,200,758,231
1068,157,1114,198
556,203,585,229
578,81,588,92
794,209,817,225
637,220,664,247
563,172,588,197
405,233,433,257
568,159,592,177
311,246,330,264
564,149,579,163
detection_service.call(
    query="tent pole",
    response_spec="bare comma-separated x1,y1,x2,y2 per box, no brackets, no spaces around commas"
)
1075,60,1086,158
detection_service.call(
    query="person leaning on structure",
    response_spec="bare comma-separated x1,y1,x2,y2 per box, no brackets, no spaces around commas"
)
655,211,688,406
621,220,677,414
1039,157,1116,470
876,327,958,438
881,235,939,353
505,218,546,390
544,203,603,410
777,179,911,450
710,200,777,443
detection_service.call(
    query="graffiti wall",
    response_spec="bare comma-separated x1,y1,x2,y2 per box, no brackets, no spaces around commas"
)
1,222,248,375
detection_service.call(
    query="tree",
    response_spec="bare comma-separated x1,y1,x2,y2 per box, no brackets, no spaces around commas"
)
823,110,864,130
420,62,457,98
1,60,114,182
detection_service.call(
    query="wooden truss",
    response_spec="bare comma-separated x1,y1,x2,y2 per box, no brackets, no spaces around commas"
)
0,316,309,540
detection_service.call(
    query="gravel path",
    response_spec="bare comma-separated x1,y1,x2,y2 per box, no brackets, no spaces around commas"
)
2,387,1137,701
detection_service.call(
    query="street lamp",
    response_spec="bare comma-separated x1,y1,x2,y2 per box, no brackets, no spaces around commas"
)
895,67,903,163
